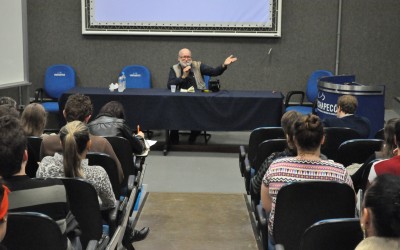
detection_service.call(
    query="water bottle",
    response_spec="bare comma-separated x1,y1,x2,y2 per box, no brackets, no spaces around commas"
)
121,71,126,90
118,73,124,92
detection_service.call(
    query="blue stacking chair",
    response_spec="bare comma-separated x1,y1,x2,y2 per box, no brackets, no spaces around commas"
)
121,65,151,89
34,64,76,113
285,70,333,114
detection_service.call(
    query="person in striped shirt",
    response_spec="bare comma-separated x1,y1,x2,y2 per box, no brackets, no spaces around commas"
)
261,114,354,248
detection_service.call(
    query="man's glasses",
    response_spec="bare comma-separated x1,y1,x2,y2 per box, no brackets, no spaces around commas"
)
179,56,191,59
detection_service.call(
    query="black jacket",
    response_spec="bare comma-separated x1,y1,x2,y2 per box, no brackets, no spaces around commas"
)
88,115,145,154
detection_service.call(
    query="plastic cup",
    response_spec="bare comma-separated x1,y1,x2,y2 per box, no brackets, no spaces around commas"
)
171,85,176,93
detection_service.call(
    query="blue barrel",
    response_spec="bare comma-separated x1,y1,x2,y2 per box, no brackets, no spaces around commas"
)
316,75,385,138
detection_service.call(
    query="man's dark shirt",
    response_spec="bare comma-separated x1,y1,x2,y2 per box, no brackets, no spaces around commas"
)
323,114,371,138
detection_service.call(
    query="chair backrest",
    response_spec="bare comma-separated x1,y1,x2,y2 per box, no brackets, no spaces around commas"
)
305,70,333,102
3,212,67,250
336,139,383,167
44,64,76,98
121,65,151,88
253,139,287,172
374,128,384,140
86,152,121,199
26,136,43,178
273,181,356,250
359,159,380,194
321,127,360,161
247,127,285,168
300,218,363,250
59,178,103,249
104,136,137,187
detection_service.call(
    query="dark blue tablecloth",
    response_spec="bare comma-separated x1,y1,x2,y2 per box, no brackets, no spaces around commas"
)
59,88,283,131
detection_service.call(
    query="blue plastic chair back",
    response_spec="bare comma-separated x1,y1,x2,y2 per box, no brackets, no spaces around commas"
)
306,70,333,102
42,64,76,112
44,64,76,99
121,65,151,89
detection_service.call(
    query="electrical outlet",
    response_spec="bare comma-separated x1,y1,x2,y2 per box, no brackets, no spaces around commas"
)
18,105,25,110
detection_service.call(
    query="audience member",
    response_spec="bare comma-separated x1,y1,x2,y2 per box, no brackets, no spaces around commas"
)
250,111,302,195
375,118,400,159
40,94,124,183
88,101,146,155
368,119,400,181
167,48,237,144
322,95,371,138
37,121,116,209
20,103,47,137
0,104,19,118
355,174,400,249
37,120,149,244
261,114,354,248
0,97,17,108
0,115,72,248
351,118,400,192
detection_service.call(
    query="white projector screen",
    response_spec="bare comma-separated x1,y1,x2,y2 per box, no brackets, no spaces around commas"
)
82,0,282,37
0,0,29,89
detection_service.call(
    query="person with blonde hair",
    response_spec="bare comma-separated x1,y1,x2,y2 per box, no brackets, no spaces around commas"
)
37,121,116,209
40,94,124,184
20,103,47,137
38,120,150,243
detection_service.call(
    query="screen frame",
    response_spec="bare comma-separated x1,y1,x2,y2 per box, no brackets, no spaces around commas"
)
81,0,282,37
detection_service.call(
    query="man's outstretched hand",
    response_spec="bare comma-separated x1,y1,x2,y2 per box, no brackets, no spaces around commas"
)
223,55,238,67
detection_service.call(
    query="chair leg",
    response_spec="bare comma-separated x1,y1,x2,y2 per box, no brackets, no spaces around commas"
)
203,131,211,144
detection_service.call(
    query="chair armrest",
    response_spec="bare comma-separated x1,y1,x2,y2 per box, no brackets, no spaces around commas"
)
34,88,44,102
284,91,305,107
117,197,129,225
85,238,110,250
85,240,98,250
244,157,251,194
249,182,261,211
134,155,146,172
239,145,246,176
127,175,136,192
107,200,120,235
256,204,268,227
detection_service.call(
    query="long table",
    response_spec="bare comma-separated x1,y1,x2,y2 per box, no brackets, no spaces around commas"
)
59,88,283,153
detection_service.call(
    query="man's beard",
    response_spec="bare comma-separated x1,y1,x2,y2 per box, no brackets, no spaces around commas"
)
179,60,192,67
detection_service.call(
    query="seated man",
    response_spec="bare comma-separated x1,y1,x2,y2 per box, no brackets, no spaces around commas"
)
167,48,237,144
322,94,371,138
0,115,72,249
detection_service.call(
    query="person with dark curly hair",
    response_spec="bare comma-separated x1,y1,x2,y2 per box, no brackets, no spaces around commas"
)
88,101,146,155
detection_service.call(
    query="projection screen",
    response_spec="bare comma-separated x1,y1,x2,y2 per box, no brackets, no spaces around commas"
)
81,0,282,37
